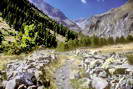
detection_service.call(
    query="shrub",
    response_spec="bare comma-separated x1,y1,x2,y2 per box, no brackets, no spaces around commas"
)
18,24,36,52
79,36,91,47
1,41,19,54
56,42,68,51
98,37,107,46
115,36,126,44
90,35,99,47
127,35,133,42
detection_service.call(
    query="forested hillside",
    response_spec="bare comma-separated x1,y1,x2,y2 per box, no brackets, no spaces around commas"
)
0,0,78,54
29,0,81,32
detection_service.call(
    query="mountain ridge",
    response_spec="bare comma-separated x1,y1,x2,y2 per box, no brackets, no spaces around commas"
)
77,0,133,38
29,0,133,38
29,0,81,32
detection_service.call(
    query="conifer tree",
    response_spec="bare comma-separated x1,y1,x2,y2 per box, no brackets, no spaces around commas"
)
107,37,114,45
127,35,133,42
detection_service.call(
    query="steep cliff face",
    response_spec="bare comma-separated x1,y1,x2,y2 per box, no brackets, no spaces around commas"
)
80,1,133,38
29,0,81,32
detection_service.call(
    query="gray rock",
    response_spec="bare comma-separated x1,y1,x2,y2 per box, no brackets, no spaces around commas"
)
37,86,45,89
18,84,27,89
98,71,107,78
27,85,37,89
7,72,37,86
74,72,81,79
91,77,109,89
2,80,7,88
35,71,43,80
80,78,91,88
5,79,17,89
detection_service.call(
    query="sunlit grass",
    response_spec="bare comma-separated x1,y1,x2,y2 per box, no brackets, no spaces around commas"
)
0,53,26,70
88,42,133,53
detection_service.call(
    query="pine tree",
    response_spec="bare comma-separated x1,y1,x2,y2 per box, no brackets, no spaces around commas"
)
127,35,133,42
107,37,114,45
119,36,126,43
90,35,99,47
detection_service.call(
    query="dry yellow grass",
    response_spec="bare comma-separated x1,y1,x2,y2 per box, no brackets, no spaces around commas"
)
0,17,11,30
4,36,16,42
0,54,26,70
0,17,16,42
49,30,66,42
88,43,133,53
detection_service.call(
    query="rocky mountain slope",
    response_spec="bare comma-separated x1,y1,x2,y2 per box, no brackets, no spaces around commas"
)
74,18,89,30
29,0,81,32
76,0,133,38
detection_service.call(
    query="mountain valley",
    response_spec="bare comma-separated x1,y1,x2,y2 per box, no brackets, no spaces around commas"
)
0,0,133,89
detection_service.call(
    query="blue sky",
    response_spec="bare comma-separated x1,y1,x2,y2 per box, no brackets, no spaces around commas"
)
45,0,128,20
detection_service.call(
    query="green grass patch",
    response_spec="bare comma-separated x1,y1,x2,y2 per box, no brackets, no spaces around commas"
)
71,79,93,89
127,54,133,65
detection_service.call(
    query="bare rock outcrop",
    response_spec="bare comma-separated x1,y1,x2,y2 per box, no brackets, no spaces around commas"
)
79,0,133,38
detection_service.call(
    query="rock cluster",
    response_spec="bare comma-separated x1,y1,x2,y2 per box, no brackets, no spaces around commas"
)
0,51,57,89
76,51,133,89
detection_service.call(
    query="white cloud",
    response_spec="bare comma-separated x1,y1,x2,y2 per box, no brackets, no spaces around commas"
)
97,0,105,2
81,0,105,4
81,0,87,4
